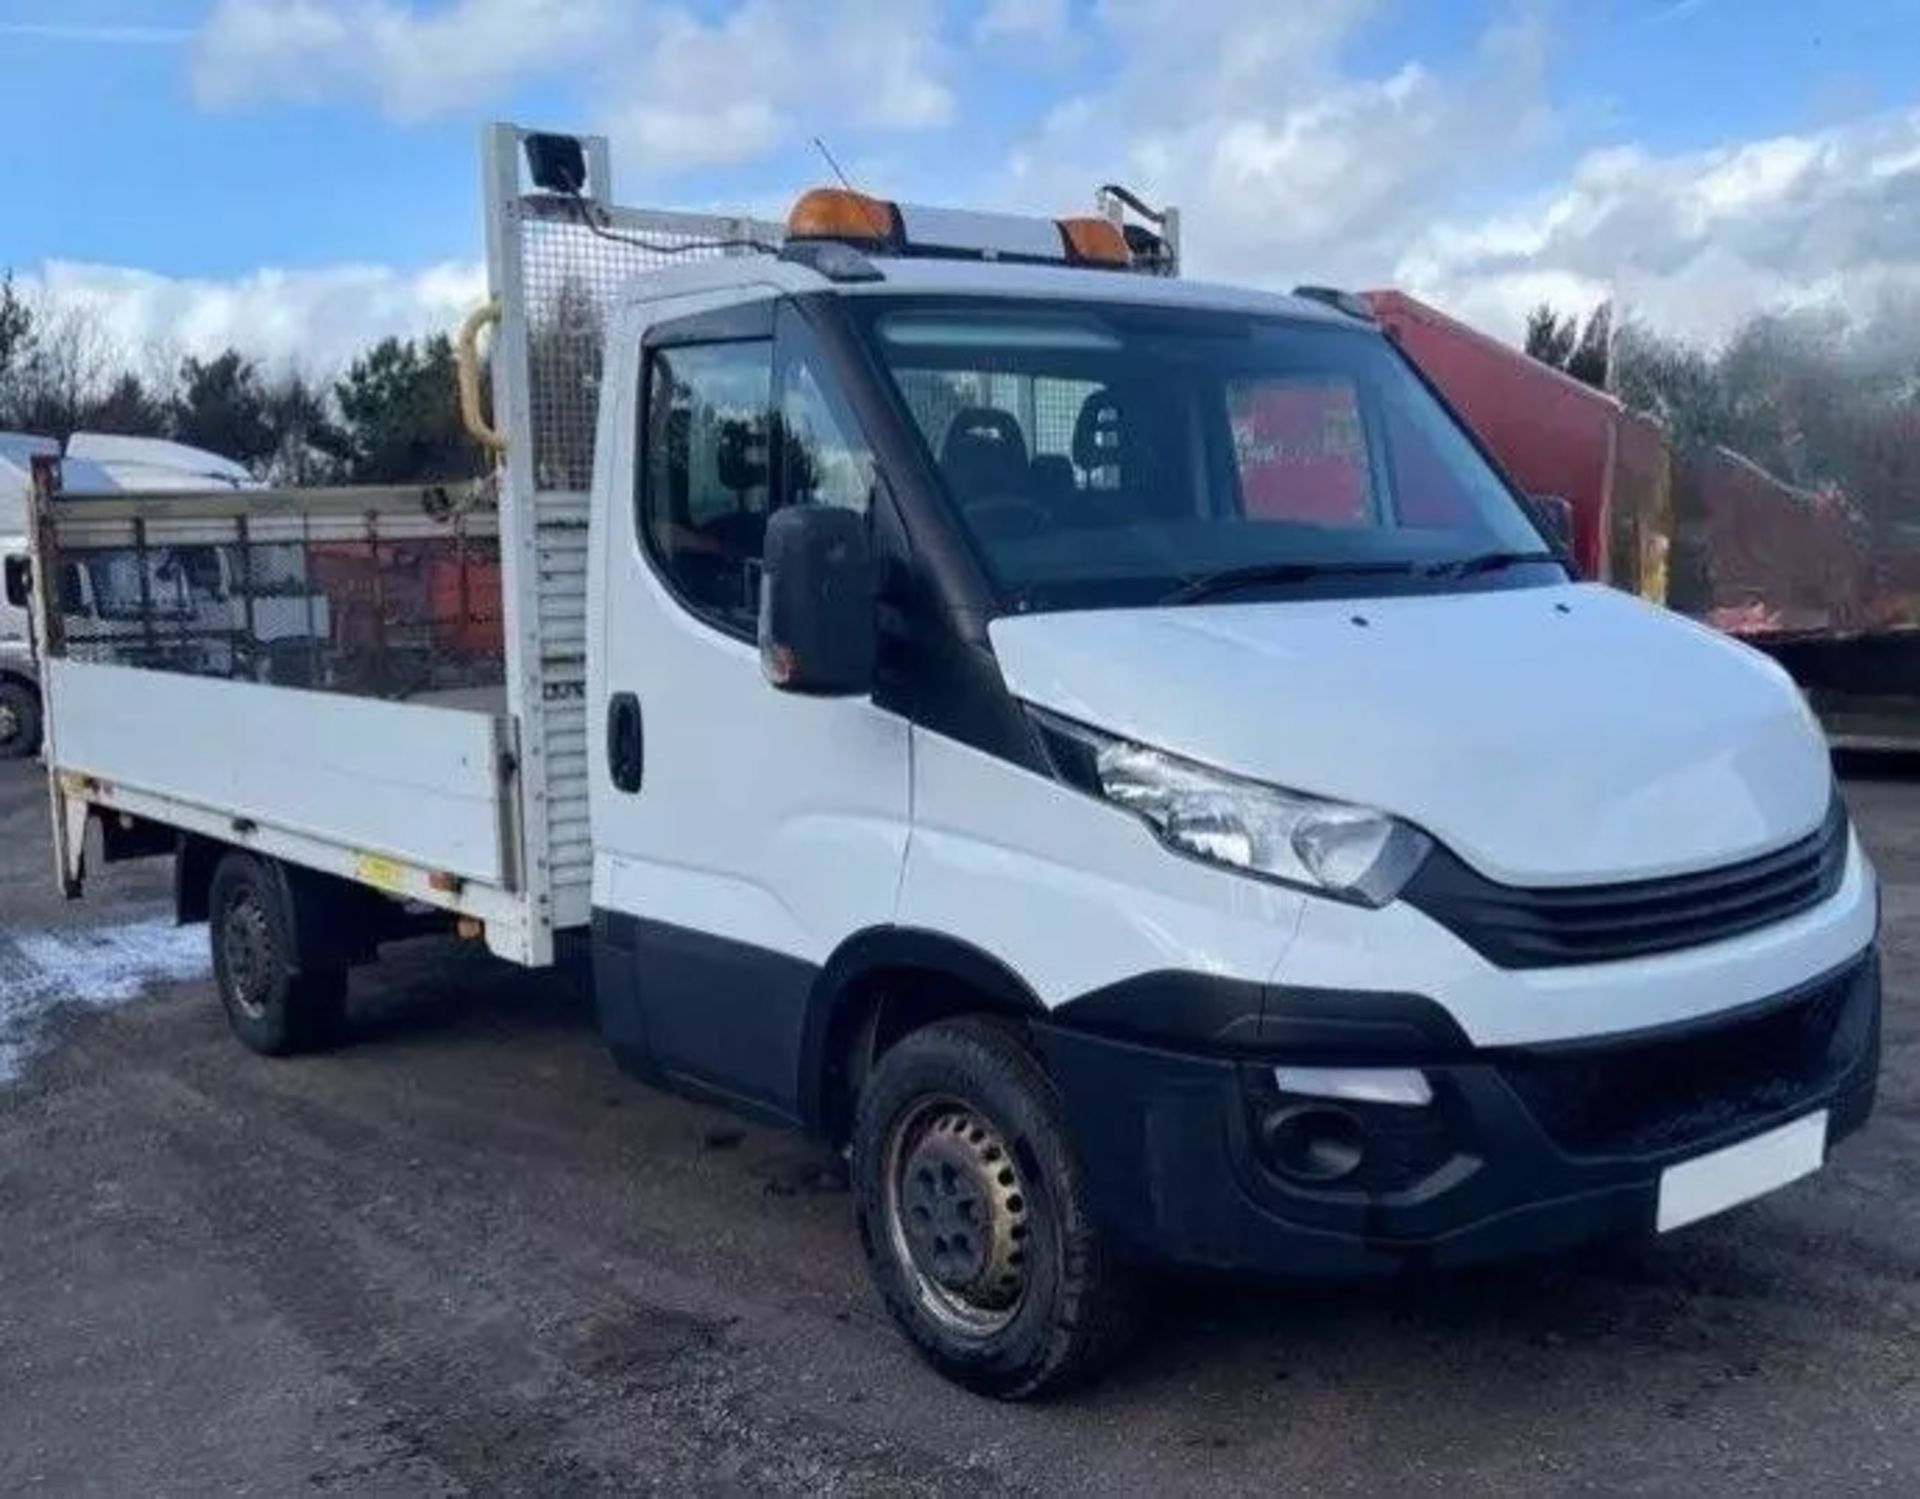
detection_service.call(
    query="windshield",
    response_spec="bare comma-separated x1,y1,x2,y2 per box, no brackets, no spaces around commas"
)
854,296,1559,610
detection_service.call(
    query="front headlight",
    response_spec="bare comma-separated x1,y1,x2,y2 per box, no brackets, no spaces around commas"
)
1032,710,1431,907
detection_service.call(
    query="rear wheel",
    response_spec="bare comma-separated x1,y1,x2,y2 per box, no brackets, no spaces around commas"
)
851,1016,1138,1399
208,852,346,1055
0,679,40,759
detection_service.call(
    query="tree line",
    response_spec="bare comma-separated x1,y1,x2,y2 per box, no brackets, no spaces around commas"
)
0,272,485,485
1524,294,1920,546
7,258,1914,548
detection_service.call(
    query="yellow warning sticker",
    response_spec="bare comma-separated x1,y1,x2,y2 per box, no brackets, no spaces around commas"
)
355,854,407,894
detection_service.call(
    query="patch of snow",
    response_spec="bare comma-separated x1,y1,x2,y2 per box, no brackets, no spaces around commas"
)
0,918,210,1083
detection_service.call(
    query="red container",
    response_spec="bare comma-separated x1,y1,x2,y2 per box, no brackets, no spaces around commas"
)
1364,290,1666,587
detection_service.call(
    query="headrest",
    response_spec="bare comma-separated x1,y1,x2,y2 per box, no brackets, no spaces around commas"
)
940,407,1030,497
1071,387,1136,473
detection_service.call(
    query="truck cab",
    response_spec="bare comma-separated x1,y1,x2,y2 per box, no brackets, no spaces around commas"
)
578,193,1878,1394
26,130,1881,1399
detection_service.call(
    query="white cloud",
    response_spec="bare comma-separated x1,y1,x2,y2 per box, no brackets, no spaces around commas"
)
191,0,620,117
1001,3,1552,289
603,0,954,176
1095,0,1376,102
68,0,1920,366
990,3,1920,352
22,260,486,372
1397,107,1920,343
190,0,954,174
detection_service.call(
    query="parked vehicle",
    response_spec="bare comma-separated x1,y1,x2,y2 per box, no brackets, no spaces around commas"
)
1,431,271,755
19,125,1882,1397
63,431,256,494
1,534,38,757
2,436,61,757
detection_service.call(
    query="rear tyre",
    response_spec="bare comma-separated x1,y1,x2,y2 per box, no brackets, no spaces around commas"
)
851,1016,1138,1399
207,852,346,1056
0,679,40,760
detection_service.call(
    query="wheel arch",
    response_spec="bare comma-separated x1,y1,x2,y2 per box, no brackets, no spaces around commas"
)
192,842,388,969
799,927,1047,1145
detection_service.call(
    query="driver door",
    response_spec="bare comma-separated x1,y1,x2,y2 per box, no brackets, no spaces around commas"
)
589,294,911,1120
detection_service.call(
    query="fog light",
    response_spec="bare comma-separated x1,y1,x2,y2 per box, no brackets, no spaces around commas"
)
1260,1105,1366,1184
1272,1065,1432,1108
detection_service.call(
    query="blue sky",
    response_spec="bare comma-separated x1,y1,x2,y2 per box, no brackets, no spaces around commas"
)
5,0,1919,366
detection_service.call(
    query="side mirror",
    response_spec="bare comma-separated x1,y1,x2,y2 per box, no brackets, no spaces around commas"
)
1530,493,1577,564
759,505,876,695
3,554,29,609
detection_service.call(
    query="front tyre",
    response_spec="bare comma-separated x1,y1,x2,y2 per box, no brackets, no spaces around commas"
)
852,1017,1137,1399
207,852,346,1056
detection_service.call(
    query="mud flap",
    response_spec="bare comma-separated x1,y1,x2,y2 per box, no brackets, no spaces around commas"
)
54,776,87,899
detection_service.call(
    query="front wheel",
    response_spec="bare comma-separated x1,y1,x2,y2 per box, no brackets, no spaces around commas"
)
851,1016,1138,1399
208,852,346,1055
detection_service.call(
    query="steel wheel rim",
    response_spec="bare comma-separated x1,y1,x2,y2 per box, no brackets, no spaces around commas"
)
220,891,275,1020
0,698,18,749
882,1094,1032,1337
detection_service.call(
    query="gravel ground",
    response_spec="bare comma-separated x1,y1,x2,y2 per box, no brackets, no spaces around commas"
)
0,756,1916,1495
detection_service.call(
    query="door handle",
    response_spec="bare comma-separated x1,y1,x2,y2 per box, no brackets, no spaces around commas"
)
607,692,644,793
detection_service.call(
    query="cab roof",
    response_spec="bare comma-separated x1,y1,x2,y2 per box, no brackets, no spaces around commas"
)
612,250,1358,326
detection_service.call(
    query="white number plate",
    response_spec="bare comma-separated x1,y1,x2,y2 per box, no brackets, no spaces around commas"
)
1656,1111,1828,1234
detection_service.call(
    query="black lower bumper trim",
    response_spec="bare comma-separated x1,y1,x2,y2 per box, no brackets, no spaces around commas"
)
1057,969,1475,1057
1034,949,1881,1276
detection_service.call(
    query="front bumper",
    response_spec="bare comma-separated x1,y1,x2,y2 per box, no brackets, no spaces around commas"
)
1035,949,1881,1276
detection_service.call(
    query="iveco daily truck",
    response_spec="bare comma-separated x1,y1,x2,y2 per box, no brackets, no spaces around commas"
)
17,125,1881,1397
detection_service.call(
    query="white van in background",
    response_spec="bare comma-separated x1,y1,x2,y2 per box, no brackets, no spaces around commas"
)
1,434,60,755
64,431,256,494
0,534,35,757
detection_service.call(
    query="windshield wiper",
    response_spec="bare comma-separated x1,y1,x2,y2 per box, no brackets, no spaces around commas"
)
1160,559,1419,605
1419,549,1562,580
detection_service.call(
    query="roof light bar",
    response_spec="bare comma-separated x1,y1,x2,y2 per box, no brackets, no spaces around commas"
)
785,188,1144,271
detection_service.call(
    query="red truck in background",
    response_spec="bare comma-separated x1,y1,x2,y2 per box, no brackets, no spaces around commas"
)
1367,290,1920,752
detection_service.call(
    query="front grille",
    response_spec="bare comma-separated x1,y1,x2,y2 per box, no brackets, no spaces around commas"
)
1495,958,1874,1156
1403,800,1849,969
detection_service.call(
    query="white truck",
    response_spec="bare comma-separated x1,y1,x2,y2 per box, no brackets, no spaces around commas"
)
18,125,1882,1397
